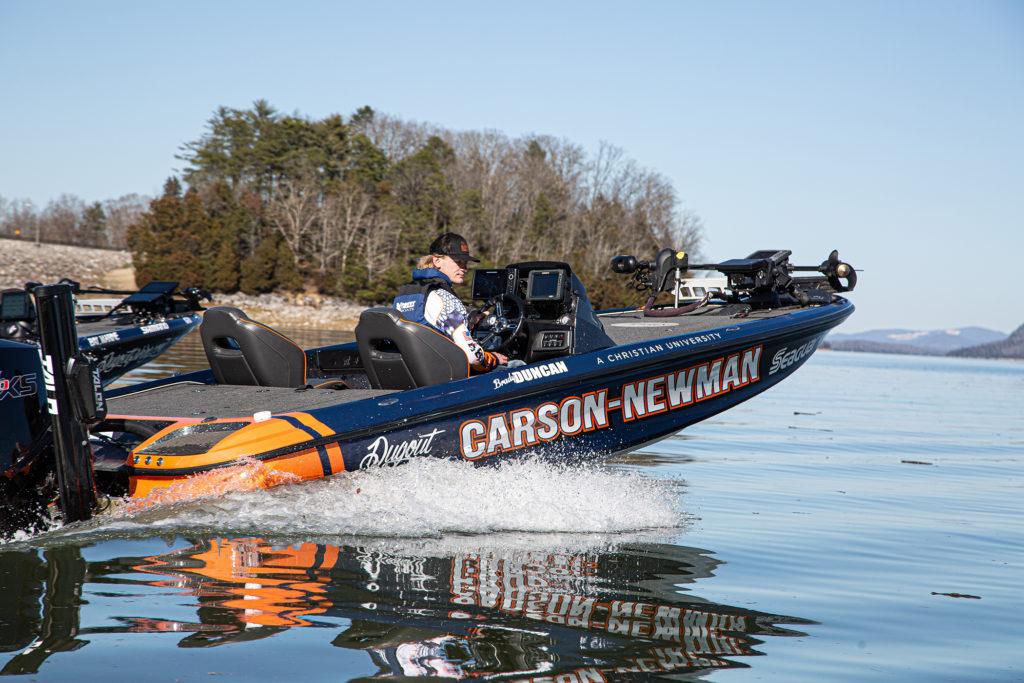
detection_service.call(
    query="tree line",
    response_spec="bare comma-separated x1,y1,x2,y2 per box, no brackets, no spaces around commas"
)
0,194,147,250
7,101,705,309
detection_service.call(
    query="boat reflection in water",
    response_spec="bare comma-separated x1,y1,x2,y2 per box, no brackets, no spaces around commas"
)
1,537,812,680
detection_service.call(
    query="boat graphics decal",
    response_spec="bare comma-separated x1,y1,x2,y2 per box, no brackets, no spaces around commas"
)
86,331,121,346
274,414,337,476
768,334,824,375
0,372,36,401
460,345,762,461
140,322,170,334
596,332,724,365
492,360,569,390
360,427,445,468
38,352,59,415
94,341,176,374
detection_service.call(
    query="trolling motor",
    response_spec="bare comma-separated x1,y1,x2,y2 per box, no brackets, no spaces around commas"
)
716,249,857,306
818,249,858,292
96,281,212,321
612,248,857,313
611,249,712,316
612,249,690,293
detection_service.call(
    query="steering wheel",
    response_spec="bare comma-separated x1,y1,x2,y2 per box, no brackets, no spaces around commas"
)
475,293,525,352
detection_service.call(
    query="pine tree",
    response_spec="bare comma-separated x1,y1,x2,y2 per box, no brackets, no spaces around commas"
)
274,240,302,291
201,181,246,291
239,236,279,293
126,179,207,288
209,240,240,291
81,202,107,247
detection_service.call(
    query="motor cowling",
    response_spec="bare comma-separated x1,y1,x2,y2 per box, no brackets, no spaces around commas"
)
0,340,48,476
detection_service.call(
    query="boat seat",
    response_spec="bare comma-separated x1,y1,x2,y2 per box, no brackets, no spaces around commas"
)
355,307,469,390
200,306,306,387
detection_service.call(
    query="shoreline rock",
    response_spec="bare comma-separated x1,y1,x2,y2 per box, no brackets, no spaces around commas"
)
212,292,363,331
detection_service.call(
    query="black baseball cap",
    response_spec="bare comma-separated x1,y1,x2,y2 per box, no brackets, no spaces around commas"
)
429,232,480,262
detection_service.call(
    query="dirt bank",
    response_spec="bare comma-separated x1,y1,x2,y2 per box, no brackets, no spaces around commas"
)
0,237,133,290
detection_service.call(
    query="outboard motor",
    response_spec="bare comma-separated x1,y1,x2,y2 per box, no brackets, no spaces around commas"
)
0,343,47,471
1,339,52,535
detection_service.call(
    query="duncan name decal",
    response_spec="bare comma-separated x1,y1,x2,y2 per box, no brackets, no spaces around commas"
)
460,346,761,460
492,360,569,389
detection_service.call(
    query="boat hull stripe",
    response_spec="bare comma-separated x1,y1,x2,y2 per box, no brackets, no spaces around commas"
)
276,414,333,476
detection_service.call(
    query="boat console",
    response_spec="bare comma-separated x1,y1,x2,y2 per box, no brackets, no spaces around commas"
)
0,289,35,341
470,261,614,364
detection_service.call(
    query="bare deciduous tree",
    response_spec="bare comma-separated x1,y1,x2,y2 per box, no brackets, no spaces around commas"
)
268,171,320,268
315,180,372,275
41,194,86,244
103,194,149,249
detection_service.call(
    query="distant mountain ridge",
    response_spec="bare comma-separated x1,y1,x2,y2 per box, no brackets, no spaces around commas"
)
831,327,1007,356
827,327,1007,354
948,323,1024,359
825,339,944,356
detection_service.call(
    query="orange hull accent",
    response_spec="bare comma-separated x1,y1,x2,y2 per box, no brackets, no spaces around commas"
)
124,412,345,505
124,459,301,509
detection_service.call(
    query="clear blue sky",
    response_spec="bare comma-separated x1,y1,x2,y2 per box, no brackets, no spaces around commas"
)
2,0,1021,333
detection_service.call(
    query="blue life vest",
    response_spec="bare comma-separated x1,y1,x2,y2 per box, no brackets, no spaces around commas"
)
393,269,455,333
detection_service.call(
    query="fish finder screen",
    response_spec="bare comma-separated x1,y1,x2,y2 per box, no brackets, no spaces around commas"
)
0,292,30,320
124,281,179,305
526,270,565,302
472,269,509,300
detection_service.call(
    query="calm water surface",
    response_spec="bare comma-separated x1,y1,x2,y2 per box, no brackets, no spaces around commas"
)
2,331,1022,682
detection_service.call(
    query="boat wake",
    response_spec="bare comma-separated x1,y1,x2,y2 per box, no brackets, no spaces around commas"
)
26,457,687,544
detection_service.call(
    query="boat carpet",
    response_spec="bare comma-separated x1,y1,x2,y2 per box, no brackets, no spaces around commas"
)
598,305,794,346
106,383,395,420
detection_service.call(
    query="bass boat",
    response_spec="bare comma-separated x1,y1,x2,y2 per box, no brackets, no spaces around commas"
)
1,280,206,386
1,280,206,532
2,248,855,534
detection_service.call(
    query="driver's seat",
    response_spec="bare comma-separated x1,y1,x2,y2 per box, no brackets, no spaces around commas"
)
355,308,469,390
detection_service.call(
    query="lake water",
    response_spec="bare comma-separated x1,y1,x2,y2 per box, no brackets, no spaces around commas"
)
2,331,1022,682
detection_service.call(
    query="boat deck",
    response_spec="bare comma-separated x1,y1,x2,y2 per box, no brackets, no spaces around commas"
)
598,304,794,346
75,311,195,339
77,317,146,337
107,382,393,420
